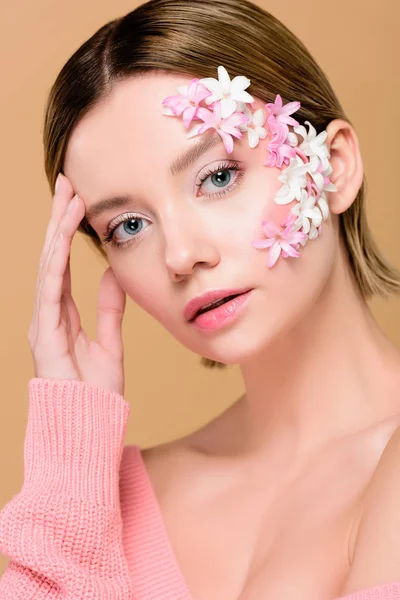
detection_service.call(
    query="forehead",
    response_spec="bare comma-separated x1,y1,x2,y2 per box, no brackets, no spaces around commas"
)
64,73,196,188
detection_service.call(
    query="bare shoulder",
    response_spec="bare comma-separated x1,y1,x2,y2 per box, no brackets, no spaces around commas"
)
341,423,400,595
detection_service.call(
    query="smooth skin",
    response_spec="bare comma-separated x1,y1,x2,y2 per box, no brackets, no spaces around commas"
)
28,177,126,395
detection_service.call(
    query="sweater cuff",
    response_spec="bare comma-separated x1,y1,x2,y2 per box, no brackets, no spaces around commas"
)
22,378,130,510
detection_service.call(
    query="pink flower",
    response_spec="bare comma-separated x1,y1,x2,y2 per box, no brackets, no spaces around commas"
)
252,217,307,268
162,78,212,129
265,94,301,127
263,114,297,168
195,101,248,153
264,141,297,168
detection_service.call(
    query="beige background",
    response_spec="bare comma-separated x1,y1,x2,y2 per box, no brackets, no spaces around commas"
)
0,0,399,574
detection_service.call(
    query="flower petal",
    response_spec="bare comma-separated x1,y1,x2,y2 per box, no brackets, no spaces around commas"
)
220,98,237,119
253,108,267,127
182,105,198,129
317,196,330,220
200,78,222,100
218,65,231,94
280,242,300,257
268,242,282,268
247,128,259,148
218,130,234,153
260,221,279,239
252,238,275,249
185,123,203,139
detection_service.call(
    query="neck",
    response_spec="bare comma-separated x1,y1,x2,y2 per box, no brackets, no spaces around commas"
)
235,248,400,468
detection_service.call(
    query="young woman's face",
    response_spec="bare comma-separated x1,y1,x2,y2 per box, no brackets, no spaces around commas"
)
64,73,338,364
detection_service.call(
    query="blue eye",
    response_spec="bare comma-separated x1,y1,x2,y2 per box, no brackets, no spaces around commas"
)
101,214,150,249
196,160,243,197
102,159,245,250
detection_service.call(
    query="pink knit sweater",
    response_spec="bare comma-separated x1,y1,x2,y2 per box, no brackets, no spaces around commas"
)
0,378,398,599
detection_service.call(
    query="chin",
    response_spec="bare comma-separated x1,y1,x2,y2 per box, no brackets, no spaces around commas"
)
178,318,286,365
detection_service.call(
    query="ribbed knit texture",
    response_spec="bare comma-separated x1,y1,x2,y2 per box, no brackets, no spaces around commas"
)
0,378,398,599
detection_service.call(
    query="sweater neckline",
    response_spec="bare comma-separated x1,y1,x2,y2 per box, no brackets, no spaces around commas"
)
133,444,194,599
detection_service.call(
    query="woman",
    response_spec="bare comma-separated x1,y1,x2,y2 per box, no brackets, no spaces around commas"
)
0,0,399,598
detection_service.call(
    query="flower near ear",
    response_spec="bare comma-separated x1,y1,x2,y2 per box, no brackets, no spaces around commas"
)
252,217,307,268
199,65,255,119
293,121,329,161
291,189,323,237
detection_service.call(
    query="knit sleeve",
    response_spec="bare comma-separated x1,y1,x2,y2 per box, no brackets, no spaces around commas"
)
334,582,400,599
0,378,134,599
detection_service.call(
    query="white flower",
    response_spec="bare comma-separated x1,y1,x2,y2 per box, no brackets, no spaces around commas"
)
291,189,323,234
199,65,254,119
287,132,299,147
317,192,330,220
294,121,330,162
237,103,267,148
274,156,310,204
307,154,337,193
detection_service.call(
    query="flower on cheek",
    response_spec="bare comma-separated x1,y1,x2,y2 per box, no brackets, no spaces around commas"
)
291,189,323,235
252,217,307,268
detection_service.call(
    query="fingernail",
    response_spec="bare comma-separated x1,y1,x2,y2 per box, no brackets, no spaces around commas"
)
67,194,78,213
55,173,62,194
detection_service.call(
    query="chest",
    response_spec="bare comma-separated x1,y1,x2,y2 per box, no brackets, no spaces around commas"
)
148,453,370,600
141,419,400,600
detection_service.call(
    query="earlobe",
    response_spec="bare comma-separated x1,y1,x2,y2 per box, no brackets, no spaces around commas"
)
325,119,364,215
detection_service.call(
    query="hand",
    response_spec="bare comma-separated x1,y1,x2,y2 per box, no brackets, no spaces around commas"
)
28,173,127,396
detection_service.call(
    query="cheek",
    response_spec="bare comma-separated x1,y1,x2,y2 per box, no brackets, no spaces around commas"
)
110,258,166,317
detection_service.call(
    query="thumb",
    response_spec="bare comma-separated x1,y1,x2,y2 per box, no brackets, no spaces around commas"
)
96,267,126,356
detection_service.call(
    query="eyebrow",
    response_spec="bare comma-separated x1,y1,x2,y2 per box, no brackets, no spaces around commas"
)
85,131,224,223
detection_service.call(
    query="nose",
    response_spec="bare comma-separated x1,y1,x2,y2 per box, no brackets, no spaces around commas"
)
163,212,220,282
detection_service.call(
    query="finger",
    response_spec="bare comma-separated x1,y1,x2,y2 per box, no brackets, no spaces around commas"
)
96,267,126,357
35,175,75,307
36,194,85,340
61,258,82,342
30,175,76,343
43,174,76,257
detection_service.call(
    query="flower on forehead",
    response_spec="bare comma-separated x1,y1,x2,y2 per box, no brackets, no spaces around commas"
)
162,78,212,129
236,103,268,148
252,217,307,268
185,100,248,153
199,66,255,119
274,156,310,204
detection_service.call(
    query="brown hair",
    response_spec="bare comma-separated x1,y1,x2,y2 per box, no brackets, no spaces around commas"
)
43,0,400,369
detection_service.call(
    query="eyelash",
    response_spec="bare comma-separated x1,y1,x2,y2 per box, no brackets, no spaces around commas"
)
100,160,245,250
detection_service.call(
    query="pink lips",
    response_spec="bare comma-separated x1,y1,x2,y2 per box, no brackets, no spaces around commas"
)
184,288,252,322
187,290,253,332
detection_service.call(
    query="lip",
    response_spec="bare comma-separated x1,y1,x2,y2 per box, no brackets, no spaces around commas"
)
184,287,253,322
190,290,253,332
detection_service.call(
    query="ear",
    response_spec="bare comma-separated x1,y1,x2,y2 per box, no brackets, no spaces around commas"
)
325,119,364,215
